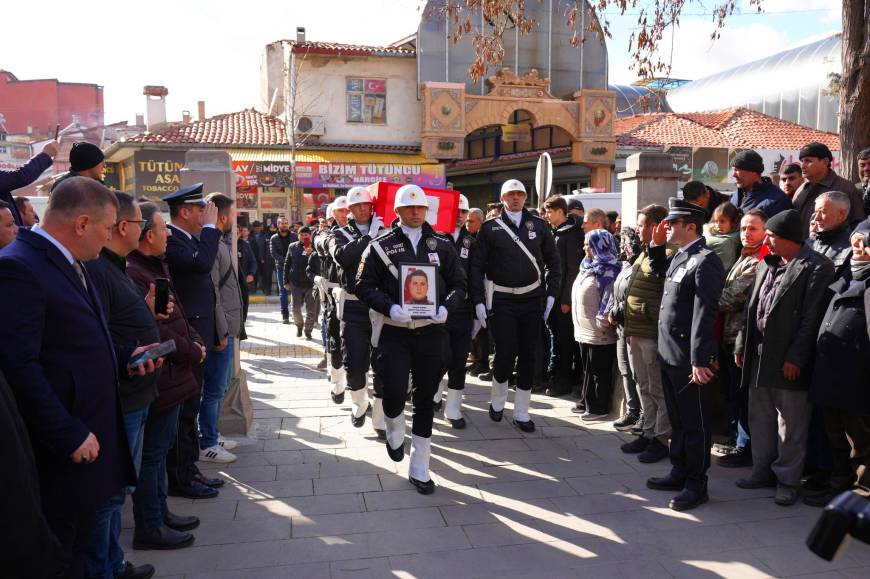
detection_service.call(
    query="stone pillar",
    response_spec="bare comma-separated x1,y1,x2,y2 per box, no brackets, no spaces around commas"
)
617,152,683,228
181,150,253,436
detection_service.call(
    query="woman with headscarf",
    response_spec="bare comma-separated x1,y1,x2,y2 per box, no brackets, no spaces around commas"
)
571,228,621,421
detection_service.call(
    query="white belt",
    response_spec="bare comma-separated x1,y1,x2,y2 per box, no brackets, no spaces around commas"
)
383,318,433,330
492,280,541,295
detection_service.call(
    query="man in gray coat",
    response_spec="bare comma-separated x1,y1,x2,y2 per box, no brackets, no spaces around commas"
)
734,209,834,506
199,193,243,464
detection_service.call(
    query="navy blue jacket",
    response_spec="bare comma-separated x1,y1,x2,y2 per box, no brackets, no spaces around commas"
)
165,223,222,348
737,177,793,219
283,241,314,289
0,153,52,225
0,229,136,514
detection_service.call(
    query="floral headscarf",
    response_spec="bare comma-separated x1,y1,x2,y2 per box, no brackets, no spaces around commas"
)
580,229,622,315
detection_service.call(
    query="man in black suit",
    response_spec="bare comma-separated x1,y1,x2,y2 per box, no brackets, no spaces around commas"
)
645,198,725,511
0,177,157,578
162,183,223,499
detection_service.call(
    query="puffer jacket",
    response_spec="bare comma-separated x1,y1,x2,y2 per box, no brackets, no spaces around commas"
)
126,250,204,412
571,272,617,345
623,245,675,340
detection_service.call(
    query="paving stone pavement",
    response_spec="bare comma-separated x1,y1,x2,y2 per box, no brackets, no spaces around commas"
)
121,303,870,578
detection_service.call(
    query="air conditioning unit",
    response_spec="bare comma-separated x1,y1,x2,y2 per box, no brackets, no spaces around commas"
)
295,115,325,136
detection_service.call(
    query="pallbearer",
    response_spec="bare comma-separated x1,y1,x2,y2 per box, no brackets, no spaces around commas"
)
469,180,561,432
327,187,386,436
356,185,465,494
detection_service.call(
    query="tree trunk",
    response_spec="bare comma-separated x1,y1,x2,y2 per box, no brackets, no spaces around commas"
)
839,0,870,182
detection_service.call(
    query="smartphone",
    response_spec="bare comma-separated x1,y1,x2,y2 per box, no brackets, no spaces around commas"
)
128,339,176,368
155,278,170,316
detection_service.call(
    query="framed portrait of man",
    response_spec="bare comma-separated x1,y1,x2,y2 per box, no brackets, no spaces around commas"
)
400,263,438,318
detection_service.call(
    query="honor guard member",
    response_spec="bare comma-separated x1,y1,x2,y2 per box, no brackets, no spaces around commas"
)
470,179,561,432
313,197,349,401
356,185,466,494
645,197,725,511
433,193,475,428
327,187,386,435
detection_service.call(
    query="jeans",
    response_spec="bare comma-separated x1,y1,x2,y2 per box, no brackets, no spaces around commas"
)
276,270,290,319
133,404,181,533
616,331,640,415
84,404,149,578
200,337,235,449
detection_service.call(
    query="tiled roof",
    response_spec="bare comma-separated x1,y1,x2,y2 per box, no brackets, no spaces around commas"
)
287,40,415,57
615,108,840,150
124,109,287,146
303,142,421,154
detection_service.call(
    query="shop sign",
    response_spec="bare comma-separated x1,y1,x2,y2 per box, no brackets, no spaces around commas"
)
232,161,294,188
237,187,258,209
501,123,532,143
103,162,121,190
134,150,186,195
294,162,445,188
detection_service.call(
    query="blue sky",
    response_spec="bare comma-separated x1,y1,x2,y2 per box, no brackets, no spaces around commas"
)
0,1,841,125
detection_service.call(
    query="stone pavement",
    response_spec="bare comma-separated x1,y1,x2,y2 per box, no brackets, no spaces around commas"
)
122,303,870,578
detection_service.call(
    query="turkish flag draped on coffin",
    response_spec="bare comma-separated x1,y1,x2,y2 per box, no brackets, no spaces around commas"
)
367,182,459,234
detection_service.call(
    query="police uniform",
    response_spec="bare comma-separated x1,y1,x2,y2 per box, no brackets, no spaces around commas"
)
326,188,386,433
161,183,224,497
356,185,466,494
469,180,561,432
646,198,724,511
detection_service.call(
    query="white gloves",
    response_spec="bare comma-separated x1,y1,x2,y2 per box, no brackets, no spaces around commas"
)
389,304,412,323
543,296,555,320
475,303,488,328
430,306,448,324
369,215,384,238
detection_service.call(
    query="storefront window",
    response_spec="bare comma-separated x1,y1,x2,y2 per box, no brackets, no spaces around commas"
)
346,78,387,124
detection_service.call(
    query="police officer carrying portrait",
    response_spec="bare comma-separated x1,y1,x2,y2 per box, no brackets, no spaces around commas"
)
327,187,386,436
645,197,725,511
356,185,466,494
470,179,561,432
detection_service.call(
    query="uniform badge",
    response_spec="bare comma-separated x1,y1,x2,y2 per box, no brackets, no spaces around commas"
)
525,221,534,230
462,237,472,248
460,247,469,258
672,267,687,283
528,231,537,240
686,257,698,270
428,252,440,265
426,238,438,251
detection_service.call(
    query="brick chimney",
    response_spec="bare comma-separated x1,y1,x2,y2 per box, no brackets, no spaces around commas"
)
197,101,206,122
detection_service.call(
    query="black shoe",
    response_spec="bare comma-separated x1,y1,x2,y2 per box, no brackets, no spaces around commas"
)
351,404,371,428
717,446,753,468
331,391,345,405
316,357,327,370
802,473,832,494
669,488,708,511
282,318,290,325
116,561,155,579
570,402,586,414
409,475,435,495
647,475,686,491
132,525,195,550
386,441,404,462
467,364,486,376
736,476,777,489
449,417,466,429
513,418,535,433
163,511,200,532
432,399,443,413
168,481,218,499
638,438,669,463
803,490,840,507
531,381,548,394
613,413,640,431
305,331,313,340
296,326,303,337
620,436,650,454
477,371,493,381
193,472,225,488
375,428,386,441
488,404,503,422
546,383,572,397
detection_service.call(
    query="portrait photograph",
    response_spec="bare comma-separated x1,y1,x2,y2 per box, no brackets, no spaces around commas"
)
400,263,438,318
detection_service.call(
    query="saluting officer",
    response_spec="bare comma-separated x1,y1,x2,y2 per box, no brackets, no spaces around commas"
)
312,196,349,400
356,185,466,494
433,193,475,428
470,179,561,432
327,187,386,436
645,197,725,511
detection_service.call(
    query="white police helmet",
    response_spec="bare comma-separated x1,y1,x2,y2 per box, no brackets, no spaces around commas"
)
458,194,469,211
325,202,335,217
332,195,349,211
394,184,429,210
346,186,372,206
500,179,526,197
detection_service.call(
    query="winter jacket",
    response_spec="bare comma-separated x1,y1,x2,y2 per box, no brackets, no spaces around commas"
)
553,214,584,306
283,240,314,289
238,238,257,278
623,245,675,340
736,177,793,219
605,261,633,326
719,244,767,345
704,229,741,273
810,275,870,414
125,250,204,412
0,153,52,226
735,246,835,391
808,223,852,279
794,170,865,233
212,235,244,341
269,231,296,267
571,272,617,345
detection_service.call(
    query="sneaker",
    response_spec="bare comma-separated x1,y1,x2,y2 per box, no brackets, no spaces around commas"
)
581,411,609,422
218,436,239,451
613,413,640,431
477,371,493,381
282,318,290,325
717,446,752,468
199,444,237,464
774,483,800,506
637,438,669,463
